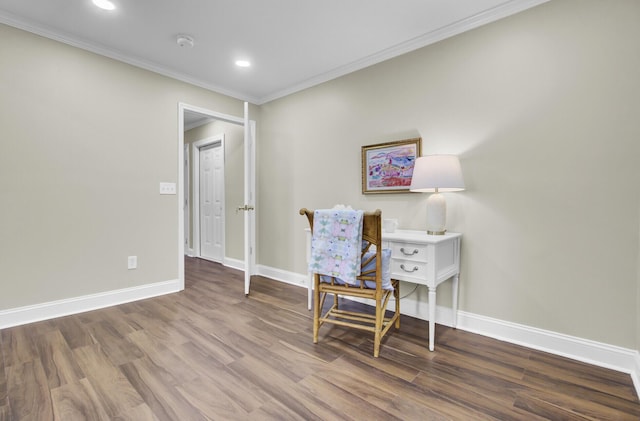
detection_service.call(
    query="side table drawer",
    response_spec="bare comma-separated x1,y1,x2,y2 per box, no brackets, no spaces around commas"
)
390,259,429,284
389,242,428,262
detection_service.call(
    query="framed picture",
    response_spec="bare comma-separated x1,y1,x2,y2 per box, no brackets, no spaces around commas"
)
361,137,421,194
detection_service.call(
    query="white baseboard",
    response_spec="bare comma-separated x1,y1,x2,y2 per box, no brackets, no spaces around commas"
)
188,255,243,272
224,257,244,272
256,264,308,288
0,279,182,329
631,352,640,400
0,253,248,330
456,311,638,376
258,265,640,399
458,311,640,399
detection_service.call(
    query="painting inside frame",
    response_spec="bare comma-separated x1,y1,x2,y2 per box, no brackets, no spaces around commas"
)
361,137,421,194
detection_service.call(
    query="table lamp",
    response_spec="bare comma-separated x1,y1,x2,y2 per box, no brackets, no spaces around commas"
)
409,155,465,235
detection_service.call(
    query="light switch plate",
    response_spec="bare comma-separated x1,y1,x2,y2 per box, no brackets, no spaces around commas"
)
159,182,176,195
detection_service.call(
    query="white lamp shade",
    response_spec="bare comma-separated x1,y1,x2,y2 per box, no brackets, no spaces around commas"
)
410,155,465,192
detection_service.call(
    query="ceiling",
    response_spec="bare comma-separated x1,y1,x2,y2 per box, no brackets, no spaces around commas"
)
0,0,547,105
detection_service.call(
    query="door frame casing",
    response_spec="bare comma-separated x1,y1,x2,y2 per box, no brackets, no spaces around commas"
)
178,102,254,291
184,143,191,255
192,135,225,262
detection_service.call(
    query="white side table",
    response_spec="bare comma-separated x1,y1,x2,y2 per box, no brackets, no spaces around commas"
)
304,228,462,351
382,230,461,351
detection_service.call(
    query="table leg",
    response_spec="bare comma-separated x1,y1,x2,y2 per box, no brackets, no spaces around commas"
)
452,274,459,328
428,286,436,351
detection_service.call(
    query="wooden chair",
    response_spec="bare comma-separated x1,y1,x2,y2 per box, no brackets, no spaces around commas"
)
300,208,400,357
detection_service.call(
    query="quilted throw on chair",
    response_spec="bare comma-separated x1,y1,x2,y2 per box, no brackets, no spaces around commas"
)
309,209,364,286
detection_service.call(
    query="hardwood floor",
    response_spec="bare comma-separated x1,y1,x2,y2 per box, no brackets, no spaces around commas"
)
1,257,639,420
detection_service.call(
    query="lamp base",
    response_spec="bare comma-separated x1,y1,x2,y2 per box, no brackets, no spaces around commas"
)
426,192,447,234
427,230,446,235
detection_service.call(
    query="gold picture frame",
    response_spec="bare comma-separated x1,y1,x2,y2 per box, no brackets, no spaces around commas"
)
361,137,421,194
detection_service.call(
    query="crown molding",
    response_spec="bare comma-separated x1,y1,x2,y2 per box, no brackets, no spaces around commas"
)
257,0,550,104
0,0,549,106
0,11,260,104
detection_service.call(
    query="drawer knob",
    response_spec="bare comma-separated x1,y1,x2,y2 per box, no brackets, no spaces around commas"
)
400,264,419,273
400,247,419,256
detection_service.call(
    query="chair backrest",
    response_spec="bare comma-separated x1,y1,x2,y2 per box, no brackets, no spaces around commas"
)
300,208,384,291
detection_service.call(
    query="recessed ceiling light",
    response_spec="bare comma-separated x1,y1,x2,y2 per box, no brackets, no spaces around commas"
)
235,60,251,68
92,0,115,11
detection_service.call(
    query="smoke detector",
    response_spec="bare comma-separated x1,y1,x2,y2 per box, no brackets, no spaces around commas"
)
176,34,194,48
92,0,115,11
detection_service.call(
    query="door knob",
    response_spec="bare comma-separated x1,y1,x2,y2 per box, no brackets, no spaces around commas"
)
236,205,255,213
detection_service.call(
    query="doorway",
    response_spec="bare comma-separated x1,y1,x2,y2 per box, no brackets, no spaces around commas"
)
177,102,256,294
192,135,225,263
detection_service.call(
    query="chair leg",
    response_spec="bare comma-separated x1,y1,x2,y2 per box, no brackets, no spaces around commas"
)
373,296,383,358
313,276,321,344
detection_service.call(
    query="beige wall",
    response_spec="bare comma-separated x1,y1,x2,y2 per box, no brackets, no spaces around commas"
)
0,23,245,309
184,121,245,260
2,1,639,351
258,0,640,348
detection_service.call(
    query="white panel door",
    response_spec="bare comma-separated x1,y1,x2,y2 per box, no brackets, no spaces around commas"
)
184,144,190,251
200,144,223,262
211,144,224,259
243,102,256,296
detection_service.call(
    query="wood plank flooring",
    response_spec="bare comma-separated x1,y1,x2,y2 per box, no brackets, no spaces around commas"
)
1,256,639,420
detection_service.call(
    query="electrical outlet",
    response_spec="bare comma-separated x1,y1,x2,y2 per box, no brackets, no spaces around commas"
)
127,256,137,270
159,182,176,195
